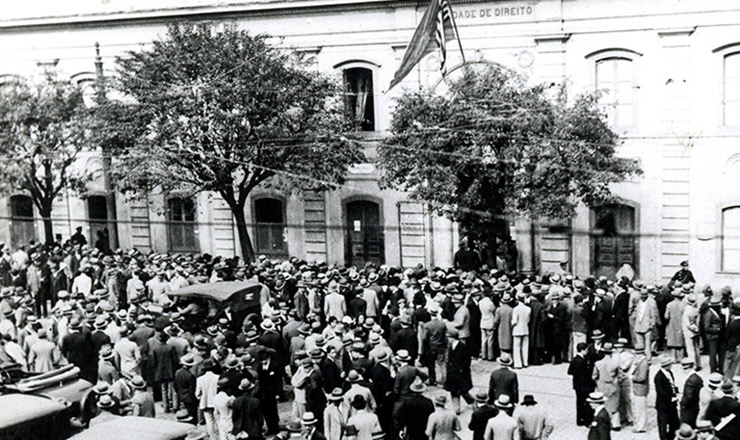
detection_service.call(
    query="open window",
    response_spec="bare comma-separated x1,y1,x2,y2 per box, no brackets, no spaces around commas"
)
343,67,375,131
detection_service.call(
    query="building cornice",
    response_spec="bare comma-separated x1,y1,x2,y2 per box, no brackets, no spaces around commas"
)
0,0,497,32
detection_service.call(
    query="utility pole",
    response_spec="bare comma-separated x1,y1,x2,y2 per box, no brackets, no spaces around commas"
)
95,42,119,249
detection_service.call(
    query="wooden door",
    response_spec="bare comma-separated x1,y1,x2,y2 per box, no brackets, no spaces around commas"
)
88,196,109,251
591,204,636,279
345,200,383,266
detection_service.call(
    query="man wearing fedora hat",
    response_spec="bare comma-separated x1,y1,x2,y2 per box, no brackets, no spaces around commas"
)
482,395,517,440
369,350,395,436
444,327,474,415
516,394,553,440
301,411,326,440
90,394,119,427
681,358,704,428
704,381,740,437
699,373,724,421
232,378,263,439
665,287,686,363
493,291,514,357
425,394,461,440
655,356,680,440
488,353,519,405
702,297,726,374
683,294,702,371
324,388,345,440
131,374,156,418
468,390,497,440
345,369,376,418
176,353,199,424
569,342,596,426
61,316,97,383
631,288,659,363
421,304,448,386
593,343,621,430
393,378,434,440
347,395,381,440
631,346,650,433
586,392,611,440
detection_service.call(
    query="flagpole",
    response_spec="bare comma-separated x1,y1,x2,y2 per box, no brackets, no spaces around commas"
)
447,2,466,64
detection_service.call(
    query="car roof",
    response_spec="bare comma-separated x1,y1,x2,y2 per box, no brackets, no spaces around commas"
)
0,394,66,428
68,416,192,440
168,280,264,302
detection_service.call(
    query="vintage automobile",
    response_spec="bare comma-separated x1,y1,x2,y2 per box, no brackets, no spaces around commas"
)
67,416,194,440
0,364,94,439
168,279,267,332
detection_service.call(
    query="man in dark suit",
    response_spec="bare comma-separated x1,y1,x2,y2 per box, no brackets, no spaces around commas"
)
655,357,680,440
445,328,473,414
393,379,435,440
468,390,498,440
60,317,97,383
319,345,343,393
175,353,198,423
680,358,704,427
391,316,419,361
257,350,283,435
587,392,612,440
488,353,519,404
705,381,740,439
568,342,595,425
370,351,395,436
232,378,264,439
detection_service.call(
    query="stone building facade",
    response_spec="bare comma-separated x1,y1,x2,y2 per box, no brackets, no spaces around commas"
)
1,0,740,288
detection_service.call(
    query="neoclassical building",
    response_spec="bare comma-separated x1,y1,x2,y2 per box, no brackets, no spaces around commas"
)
1,0,740,288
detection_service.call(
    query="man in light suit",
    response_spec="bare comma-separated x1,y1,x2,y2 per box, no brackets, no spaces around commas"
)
631,347,650,433
479,292,496,361
324,284,347,321
592,343,621,430
511,293,531,369
483,395,518,440
631,288,660,362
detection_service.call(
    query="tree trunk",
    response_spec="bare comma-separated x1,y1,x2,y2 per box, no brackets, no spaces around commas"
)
40,204,54,246
231,205,255,262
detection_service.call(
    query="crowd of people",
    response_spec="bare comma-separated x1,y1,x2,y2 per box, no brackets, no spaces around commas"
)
0,234,739,440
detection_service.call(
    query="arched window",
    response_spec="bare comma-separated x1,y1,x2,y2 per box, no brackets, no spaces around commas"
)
722,206,740,272
343,67,375,131
167,197,197,252
723,52,740,126
10,195,36,248
253,197,287,256
595,57,635,130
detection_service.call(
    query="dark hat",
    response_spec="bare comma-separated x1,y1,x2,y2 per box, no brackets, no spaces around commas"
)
473,390,488,403
721,381,735,395
521,395,538,406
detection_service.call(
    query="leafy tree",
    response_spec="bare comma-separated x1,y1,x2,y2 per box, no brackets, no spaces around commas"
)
0,73,92,245
379,66,642,253
97,23,362,261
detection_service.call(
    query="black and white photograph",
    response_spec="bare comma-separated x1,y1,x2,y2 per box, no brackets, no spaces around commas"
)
1,1,740,439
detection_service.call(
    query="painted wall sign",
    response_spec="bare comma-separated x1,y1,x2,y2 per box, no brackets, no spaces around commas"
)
452,4,535,21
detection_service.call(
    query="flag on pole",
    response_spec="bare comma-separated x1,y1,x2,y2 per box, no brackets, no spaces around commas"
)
389,0,461,90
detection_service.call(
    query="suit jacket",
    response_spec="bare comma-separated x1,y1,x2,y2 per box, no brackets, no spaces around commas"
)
702,307,725,341
422,319,447,354
680,372,703,412
488,366,519,404
632,297,659,334
511,303,531,336
444,341,472,395
395,364,424,397
61,330,97,383
482,412,518,440
631,355,650,396
705,396,740,427
469,405,498,440
320,357,343,393
588,407,611,440
369,363,394,406
426,408,461,440
654,369,678,412
392,327,419,360
394,394,435,440
233,393,264,439
175,367,197,403
568,354,594,393
196,371,219,409
452,306,471,339
494,304,514,351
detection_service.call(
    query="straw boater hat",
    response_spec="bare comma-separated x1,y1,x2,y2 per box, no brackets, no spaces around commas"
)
396,349,412,362
586,392,606,405
180,353,197,367
302,412,317,426
708,373,723,389
675,424,697,440
434,395,447,407
346,370,362,384
97,394,115,409
497,354,513,367
473,390,489,403
238,378,255,392
328,387,344,401
131,375,147,390
494,394,514,409
659,356,674,368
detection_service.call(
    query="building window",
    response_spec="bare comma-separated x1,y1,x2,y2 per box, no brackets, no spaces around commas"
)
343,67,375,131
595,57,635,130
723,53,740,126
167,197,197,252
722,206,740,271
254,197,287,256
10,195,36,248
